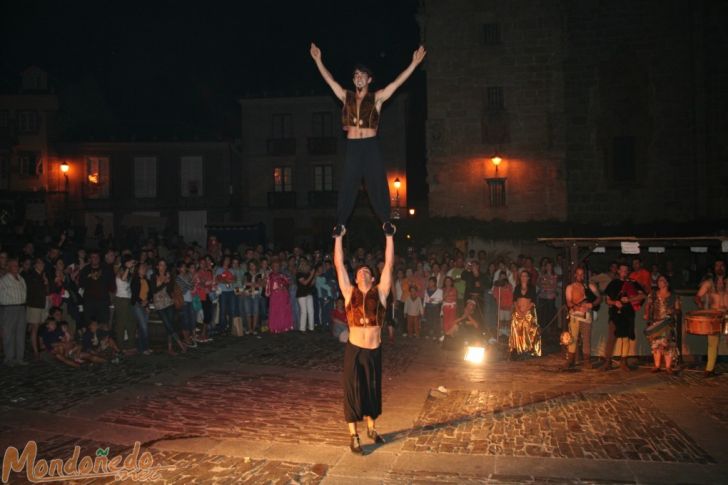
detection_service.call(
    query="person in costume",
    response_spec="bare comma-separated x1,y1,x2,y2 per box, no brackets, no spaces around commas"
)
310,42,426,237
333,226,394,454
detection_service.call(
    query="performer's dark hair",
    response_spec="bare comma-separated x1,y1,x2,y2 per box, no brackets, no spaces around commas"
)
353,64,374,80
356,264,374,275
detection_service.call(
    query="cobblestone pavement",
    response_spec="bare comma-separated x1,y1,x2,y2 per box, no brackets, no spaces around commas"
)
2,435,327,484
100,371,350,446
0,337,241,412
403,389,712,463
384,470,640,484
2,331,728,483
234,331,418,376
0,332,415,413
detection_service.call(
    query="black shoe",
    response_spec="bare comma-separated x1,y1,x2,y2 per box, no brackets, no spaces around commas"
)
350,434,363,454
367,428,385,444
382,221,397,236
332,224,346,238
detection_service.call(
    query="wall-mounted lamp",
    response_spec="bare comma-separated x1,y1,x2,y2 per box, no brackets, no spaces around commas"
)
491,154,502,176
485,153,507,208
60,162,70,174
408,208,415,216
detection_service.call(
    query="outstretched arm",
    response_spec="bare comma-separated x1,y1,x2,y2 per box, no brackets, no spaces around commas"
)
378,235,395,304
333,231,352,302
310,43,346,101
375,46,426,105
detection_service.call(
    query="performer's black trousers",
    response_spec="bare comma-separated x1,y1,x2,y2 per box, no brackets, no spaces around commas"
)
337,138,392,225
343,340,382,422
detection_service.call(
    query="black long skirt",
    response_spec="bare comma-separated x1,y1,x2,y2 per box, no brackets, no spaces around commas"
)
343,341,382,423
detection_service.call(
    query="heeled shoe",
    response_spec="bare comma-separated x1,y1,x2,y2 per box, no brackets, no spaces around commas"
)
367,428,385,444
349,434,363,454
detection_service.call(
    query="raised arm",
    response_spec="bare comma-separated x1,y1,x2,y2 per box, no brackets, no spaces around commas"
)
310,43,346,101
377,235,395,304
589,282,602,307
333,231,352,302
375,46,426,105
694,280,710,308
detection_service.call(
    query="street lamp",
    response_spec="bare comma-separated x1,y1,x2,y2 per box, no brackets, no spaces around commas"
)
393,177,401,207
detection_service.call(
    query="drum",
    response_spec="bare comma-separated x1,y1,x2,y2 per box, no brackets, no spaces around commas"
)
644,317,673,339
685,310,724,335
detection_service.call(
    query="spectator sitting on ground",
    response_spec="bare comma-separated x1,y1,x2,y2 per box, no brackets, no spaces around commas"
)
331,297,349,343
442,299,481,350
41,317,82,368
82,318,122,363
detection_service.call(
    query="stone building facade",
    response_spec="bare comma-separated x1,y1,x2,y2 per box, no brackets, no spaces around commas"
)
422,0,728,224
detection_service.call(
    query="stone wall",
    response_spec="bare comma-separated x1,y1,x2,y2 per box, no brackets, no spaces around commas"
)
424,0,728,224
424,0,567,221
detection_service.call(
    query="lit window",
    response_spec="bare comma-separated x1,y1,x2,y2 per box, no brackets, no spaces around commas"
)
273,167,293,192
85,157,110,198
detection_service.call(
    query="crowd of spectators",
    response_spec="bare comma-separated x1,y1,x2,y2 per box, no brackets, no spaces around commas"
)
0,226,721,368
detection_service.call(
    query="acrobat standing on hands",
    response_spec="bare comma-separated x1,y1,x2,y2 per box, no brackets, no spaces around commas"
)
310,43,426,237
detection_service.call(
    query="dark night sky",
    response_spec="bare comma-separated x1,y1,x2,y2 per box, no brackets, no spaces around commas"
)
0,0,422,138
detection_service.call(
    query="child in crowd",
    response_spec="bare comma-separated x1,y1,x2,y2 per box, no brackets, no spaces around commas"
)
492,271,514,338
404,284,424,338
83,319,121,363
41,317,87,368
330,297,349,343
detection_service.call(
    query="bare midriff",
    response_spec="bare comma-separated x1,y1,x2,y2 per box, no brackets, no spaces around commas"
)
348,325,381,349
707,289,728,311
346,127,377,139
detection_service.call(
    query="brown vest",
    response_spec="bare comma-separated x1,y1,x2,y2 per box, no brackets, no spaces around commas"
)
341,91,379,130
346,285,385,327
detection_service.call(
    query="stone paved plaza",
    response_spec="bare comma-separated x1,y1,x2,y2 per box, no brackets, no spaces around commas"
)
1,331,727,484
